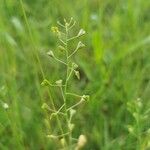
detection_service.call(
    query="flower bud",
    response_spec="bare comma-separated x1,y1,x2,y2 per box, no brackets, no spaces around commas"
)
51,26,59,33
65,22,69,27
51,26,61,37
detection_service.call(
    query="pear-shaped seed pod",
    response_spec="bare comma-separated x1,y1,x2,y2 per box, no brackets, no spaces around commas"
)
77,29,86,37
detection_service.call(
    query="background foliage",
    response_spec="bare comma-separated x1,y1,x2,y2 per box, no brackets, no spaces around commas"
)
0,0,150,149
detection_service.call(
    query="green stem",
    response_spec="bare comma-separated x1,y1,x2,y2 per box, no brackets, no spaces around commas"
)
64,24,72,148
19,0,65,142
67,99,84,111
66,92,82,98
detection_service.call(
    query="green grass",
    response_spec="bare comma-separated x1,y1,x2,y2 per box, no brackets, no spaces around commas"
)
0,0,150,149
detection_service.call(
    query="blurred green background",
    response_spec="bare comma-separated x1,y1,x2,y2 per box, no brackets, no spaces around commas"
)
0,0,150,149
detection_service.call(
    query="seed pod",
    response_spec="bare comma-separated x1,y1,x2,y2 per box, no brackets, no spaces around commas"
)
60,138,66,147
81,95,89,101
41,103,49,110
74,70,80,80
58,45,65,52
47,50,54,58
72,62,78,69
70,108,76,117
68,123,75,131
47,135,57,139
55,79,63,86
76,135,87,149
77,41,85,50
77,29,86,37
41,79,50,86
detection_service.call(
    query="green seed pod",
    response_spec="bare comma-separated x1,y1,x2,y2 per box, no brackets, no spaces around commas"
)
76,135,87,149
41,103,49,110
55,79,63,86
77,29,86,37
81,95,89,101
41,79,50,86
47,50,54,58
77,41,85,50
70,108,76,117
72,62,78,69
74,70,80,80
47,135,57,139
60,138,66,147
58,45,66,52
68,123,75,131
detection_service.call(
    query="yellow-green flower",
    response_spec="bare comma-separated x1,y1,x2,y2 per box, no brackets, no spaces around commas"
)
51,26,59,33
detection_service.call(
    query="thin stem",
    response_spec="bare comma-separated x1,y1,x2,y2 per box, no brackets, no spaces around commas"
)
67,68,73,81
68,21,76,30
136,107,141,149
53,56,67,65
66,92,82,98
68,17,73,26
68,47,78,59
67,35,78,42
45,83,66,87
48,104,65,116
60,87,66,105
50,111,65,117
67,99,84,111
59,38,67,45
57,21,66,28
19,0,65,141
63,24,73,148
48,132,70,139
